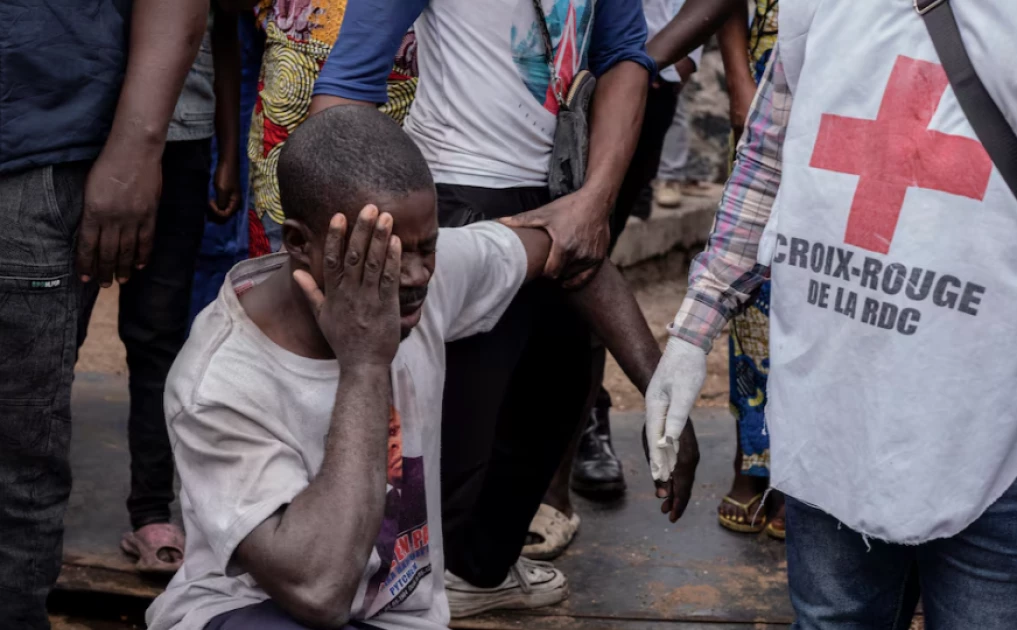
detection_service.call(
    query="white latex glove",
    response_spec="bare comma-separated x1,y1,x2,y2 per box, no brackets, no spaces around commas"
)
645,336,708,482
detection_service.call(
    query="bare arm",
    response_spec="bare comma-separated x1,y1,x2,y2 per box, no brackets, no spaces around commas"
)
76,0,207,286
509,227,658,393
235,209,402,629
583,62,650,215
717,4,757,138
646,0,742,71
209,4,244,222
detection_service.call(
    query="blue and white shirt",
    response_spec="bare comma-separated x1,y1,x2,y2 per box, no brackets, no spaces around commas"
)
314,0,654,188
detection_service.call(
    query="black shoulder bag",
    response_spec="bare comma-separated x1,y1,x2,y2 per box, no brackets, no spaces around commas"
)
531,0,598,198
917,0,1017,200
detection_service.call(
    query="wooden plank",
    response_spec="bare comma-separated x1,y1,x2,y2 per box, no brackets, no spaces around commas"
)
61,373,794,625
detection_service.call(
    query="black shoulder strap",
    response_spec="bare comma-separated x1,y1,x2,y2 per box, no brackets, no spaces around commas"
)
917,0,1017,199
531,0,564,106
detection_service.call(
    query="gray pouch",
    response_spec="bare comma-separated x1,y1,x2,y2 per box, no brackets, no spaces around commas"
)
549,69,597,199
531,0,597,199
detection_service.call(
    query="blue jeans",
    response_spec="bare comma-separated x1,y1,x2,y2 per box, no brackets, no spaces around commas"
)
785,479,1017,629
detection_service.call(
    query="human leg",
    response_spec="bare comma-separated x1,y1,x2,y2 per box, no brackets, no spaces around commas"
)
205,599,382,630
917,478,1017,630
784,496,919,630
120,140,210,537
0,162,89,629
720,284,779,534
455,282,593,582
438,185,546,574
654,94,691,209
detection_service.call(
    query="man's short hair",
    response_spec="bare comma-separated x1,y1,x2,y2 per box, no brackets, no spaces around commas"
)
278,105,434,231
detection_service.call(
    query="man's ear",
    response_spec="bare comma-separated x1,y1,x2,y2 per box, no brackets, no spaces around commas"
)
282,219,315,268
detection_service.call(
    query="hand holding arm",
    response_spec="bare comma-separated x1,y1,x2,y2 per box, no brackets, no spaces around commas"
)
235,208,402,628
77,0,207,286
501,61,648,288
502,0,651,288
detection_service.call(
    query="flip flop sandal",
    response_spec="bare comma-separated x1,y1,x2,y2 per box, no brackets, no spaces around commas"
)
522,504,581,561
120,523,185,575
766,516,787,541
717,493,768,534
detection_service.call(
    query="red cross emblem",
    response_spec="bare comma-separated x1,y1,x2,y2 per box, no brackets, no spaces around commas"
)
810,56,993,254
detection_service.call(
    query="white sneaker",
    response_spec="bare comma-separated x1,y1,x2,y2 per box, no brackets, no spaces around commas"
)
445,557,569,619
653,179,684,208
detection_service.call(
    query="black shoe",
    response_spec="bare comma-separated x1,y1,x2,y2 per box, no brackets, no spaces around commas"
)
571,405,626,498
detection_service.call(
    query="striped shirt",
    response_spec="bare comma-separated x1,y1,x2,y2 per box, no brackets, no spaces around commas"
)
671,47,792,352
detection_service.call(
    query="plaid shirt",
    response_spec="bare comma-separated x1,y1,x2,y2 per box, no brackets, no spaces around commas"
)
671,47,793,352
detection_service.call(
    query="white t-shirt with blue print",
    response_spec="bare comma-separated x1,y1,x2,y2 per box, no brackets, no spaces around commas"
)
314,0,654,189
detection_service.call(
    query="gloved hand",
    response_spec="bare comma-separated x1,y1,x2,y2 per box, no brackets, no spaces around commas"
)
645,336,707,482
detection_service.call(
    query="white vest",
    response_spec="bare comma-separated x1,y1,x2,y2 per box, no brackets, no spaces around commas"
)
762,0,1017,543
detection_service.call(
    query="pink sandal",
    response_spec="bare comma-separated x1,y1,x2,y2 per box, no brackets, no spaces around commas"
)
120,523,185,575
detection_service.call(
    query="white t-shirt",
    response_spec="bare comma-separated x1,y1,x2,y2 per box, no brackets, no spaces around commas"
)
314,0,653,189
146,223,527,630
642,0,703,83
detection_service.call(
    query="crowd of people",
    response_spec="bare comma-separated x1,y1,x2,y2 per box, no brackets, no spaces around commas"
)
1,0,1015,629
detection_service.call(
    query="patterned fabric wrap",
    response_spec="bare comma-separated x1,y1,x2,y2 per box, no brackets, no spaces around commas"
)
248,0,419,234
728,0,777,477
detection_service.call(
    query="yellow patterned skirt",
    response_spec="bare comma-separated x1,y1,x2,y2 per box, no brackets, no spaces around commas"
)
248,21,418,227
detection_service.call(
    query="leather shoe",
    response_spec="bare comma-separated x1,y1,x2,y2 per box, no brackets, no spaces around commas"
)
571,405,626,498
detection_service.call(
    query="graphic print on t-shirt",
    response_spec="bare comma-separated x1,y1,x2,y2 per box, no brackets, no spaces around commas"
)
361,374,432,618
767,55,994,339
510,0,593,115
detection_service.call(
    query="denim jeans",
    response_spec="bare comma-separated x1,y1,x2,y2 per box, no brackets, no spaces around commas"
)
80,139,210,529
0,161,90,629
785,478,1017,629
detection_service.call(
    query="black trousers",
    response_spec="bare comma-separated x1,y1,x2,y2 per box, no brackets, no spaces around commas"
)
437,184,594,587
612,79,682,244
80,139,210,529
205,600,381,630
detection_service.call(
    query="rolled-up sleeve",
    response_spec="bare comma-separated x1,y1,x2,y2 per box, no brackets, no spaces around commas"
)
587,0,656,78
313,0,429,103
670,48,791,352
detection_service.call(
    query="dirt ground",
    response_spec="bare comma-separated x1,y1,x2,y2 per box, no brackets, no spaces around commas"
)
75,250,731,413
